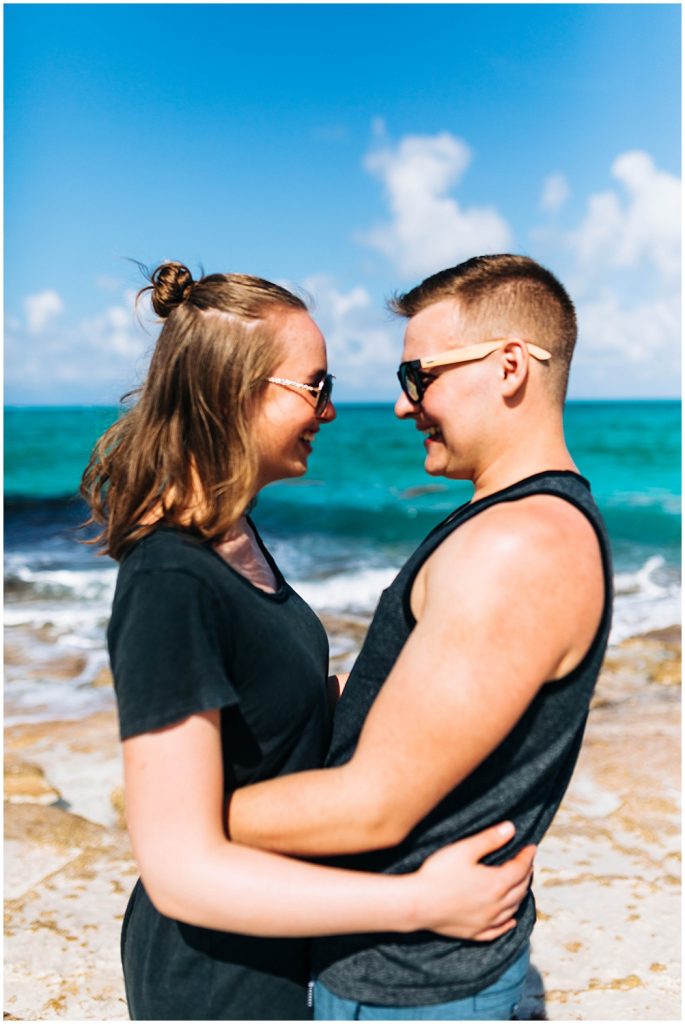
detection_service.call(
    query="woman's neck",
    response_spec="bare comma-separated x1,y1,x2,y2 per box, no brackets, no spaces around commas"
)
212,517,278,594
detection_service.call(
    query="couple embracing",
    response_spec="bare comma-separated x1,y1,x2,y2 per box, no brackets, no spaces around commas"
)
82,253,611,1021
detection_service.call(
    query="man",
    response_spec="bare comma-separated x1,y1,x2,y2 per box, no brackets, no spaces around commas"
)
228,254,612,1019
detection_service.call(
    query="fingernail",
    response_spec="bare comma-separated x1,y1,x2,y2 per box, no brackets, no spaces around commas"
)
497,821,515,836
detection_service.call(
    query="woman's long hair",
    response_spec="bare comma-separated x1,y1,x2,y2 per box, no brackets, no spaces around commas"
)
81,262,307,560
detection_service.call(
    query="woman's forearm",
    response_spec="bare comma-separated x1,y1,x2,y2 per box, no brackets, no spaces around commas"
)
137,820,532,944
125,711,418,937
142,834,421,937
124,709,531,944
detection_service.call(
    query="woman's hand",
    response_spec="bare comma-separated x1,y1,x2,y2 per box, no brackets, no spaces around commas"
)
411,822,535,941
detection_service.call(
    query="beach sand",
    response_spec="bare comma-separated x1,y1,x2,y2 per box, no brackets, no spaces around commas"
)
4,628,681,1021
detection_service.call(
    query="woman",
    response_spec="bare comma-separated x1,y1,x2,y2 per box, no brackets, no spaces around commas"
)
81,262,534,1021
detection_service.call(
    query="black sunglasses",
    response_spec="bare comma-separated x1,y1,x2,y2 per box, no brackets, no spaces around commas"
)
397,339,552,404
396,361,435,404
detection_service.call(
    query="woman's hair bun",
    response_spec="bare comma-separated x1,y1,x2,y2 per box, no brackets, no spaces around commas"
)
149,262,195,318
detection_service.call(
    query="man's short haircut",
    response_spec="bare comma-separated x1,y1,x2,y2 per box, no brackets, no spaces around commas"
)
389,254,577,402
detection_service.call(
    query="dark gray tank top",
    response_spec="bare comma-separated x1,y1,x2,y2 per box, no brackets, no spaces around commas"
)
313,471,613,1005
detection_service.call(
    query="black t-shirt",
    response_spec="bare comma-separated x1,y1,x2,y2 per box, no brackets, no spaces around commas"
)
108,523,330,1020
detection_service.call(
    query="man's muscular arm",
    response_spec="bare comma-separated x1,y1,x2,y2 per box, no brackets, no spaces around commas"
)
227,496,604,855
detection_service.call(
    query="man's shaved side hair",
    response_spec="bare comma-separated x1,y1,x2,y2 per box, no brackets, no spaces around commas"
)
389,254,578,402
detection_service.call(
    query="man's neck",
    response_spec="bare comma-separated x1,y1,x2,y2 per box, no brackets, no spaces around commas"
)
469,422,576,502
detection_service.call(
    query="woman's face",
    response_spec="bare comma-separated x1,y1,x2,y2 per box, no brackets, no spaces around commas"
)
253,309,336,490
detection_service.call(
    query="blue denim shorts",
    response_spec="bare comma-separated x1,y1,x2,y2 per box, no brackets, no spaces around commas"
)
313,944,530,1020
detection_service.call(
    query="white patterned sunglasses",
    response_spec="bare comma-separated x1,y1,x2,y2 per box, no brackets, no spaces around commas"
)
266,373,335,416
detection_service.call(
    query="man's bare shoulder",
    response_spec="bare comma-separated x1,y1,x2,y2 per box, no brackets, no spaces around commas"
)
431,492,601,576
418,492,604,679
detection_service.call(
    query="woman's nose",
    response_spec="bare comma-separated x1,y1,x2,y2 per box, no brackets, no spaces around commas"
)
319,399,337,423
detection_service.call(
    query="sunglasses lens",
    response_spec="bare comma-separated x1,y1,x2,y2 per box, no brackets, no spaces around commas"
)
316,374,333,415
398,365,421,403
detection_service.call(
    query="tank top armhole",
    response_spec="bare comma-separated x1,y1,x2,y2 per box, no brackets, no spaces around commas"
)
530,492,614,685
401,484,613,671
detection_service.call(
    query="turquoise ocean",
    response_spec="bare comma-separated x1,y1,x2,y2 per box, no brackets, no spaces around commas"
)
5,402,681,722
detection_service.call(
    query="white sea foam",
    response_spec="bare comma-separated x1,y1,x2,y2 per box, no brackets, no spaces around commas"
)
8,564,117,602
4,554,679,724
610,556,681,644
4,603,110,632
4,564,116,638
290,566,400,615
6,555,679,644
4,677,115,726
608,490,681,516
293,557,681,645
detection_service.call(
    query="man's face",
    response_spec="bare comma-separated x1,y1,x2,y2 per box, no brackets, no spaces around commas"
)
394,299,496,480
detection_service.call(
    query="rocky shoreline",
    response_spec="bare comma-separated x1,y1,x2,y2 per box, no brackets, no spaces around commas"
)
4,628,681,1021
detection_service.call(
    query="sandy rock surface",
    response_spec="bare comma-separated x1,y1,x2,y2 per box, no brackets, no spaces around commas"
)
515,628,681,1020
3,633,681,1021
4,713,134,1021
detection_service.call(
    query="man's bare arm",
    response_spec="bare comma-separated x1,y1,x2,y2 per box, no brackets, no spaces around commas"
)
228,497,604,855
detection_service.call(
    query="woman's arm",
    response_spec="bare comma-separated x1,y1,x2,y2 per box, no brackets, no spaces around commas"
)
125,710,533,940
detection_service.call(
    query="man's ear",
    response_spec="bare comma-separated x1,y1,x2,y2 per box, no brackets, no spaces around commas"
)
500,343,529,396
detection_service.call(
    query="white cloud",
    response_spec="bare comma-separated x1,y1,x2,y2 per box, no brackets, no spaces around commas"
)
303,275,398,374
576,287,680,363
540,173,570,213
569,283,680,397
24,290,65,334
361,132,513,278
570,150,680,280
547,150,682,388
81,299,147,361
6,288,151,403
96,274,126,292
7,277,403,403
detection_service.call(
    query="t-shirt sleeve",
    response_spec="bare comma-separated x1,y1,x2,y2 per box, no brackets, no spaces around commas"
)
108,569,239,740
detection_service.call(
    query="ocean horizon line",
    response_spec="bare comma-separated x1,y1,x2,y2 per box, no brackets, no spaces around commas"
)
4,397,682,412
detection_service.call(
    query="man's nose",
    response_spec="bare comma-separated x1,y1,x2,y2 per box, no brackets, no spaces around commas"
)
394,390,416,419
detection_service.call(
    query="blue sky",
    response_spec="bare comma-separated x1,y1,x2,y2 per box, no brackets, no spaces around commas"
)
5,2,681,404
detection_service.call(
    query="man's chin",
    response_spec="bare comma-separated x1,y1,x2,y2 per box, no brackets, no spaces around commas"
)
423,458,445,478
424,457,469,482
